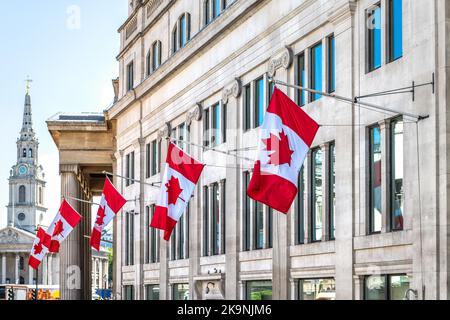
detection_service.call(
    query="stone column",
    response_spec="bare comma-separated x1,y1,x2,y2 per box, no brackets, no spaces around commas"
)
2,254,6,284
43,255,48,285
28,262,34,285
59,165,82,300
15,254,19,284
99,258,103,290
113,150,123,300
222,80,241,300
48,255,53,285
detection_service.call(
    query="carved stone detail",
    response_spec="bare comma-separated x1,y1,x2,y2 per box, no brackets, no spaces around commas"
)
0,229,19,244
222,78,242,104
157,122,172,140
267,46,293,78
186,103,203,125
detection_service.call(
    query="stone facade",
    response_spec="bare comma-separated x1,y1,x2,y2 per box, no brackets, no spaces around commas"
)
48,0,450,300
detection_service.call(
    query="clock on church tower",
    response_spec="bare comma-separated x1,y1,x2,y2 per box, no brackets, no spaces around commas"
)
6,84,47,234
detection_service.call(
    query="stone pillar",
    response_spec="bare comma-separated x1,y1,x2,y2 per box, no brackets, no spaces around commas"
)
15,254,19,284
48,255,53,285
113,150,123,299
28,262,34,285
43,255,48,285
99,258,103,290
222,80,241,300
2,254,6,284
59,164,91,300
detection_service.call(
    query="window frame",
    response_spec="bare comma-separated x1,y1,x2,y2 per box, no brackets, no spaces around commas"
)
367,3,382,72
388,0,403,63
296,52,306,107
310,42,323,102
329,142,336,240
327,35,336,93
310,147,323,242
368,125,382,234
389,118,404,232
126,61,134,91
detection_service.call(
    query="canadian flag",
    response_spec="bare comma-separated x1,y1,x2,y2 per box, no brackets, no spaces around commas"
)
46,199,82,253
151,142,205,241
28,227,51,270
90,178,126,251
247,87,319,213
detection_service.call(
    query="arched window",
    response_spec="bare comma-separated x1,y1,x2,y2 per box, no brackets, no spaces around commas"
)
28,148,33,158
204,0,226,26
23,149,27,157
151,41,162,72
19,185,26,203
172,13,191,54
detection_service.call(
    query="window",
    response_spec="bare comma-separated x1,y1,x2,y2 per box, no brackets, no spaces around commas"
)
204,0,225,26
146,52,151,77
125,212,134,266
39,187,43,204
22,149,27,158
390,119,403,231
311,148,323,242
329,143,336,240
171,205,189,260
203,181,226,256
310,43,323,101
173,283,189,300
364,275,410,300
19,185,26,203
268,207,273,249
124,285,134,300
254,77,265,128
243,172,251,251
146,205,160,264
152,41,162,72
328,36,336,93
268,81,275,102
146,143,151,178
298,278,336,300
204,102,226,147
213,0,221,19
152,140,160,176
246,281,272,300
296,53,306,106
388,0,402,62
254,202,264,250
296,168,305,245
145,285,160,300
369,126,382,233
125,152,135,187
204,0,211,25
243,84,251,131
127,61,134,91
367,4,382,71
203,108,210,147
19,257,24,270
28,148,33,158
173,13,191,53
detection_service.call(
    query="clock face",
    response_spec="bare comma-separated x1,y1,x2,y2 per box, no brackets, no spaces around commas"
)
18,165,28,175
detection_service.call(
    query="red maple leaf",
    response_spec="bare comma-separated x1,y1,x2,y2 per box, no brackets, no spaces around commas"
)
95,207,106,226
52,220,65,238
262,130,294,166
33,243,43,255
166,176,184,205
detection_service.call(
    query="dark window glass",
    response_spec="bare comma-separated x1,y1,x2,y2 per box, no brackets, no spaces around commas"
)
151,140,158,176
146,143,151,178
152,41,161,72
246,281,272,300
254,78,265,128
205,0,211,25
254,201,264,250
244,172,251,251
180,14,187,48
389,275,410,300
311,43,323,101
124,285,134,300
369,126,382,233
311,148,323,242
297,53,306,106
173,284,189,300
203,186,209,256
368,5,382,71
19,185,26,203
146,285,160,300
213,0,221,18
268,81,275,102
297,168,305,244
329,143,336,239
172,25,178,53
127,62,134,91
244,84,251,131
212,183,221,255
146,52,151,76
203,108,210,147
388,0,403,62
151,205,159,263
298,278,336,300
222,103,227,143
268,207,273,249
390,120,404,231
131,151,135,182
328,36,336,93
178,212,184,259
221,180,226,254
125,154,130,187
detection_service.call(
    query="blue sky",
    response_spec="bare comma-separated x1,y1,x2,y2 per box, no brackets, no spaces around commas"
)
0,1,127,228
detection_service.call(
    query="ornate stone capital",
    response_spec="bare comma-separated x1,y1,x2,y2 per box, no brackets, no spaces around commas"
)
222,78,242,104
157,122,172,140
59,164,79,175
267,46,293,78
186,103,203,125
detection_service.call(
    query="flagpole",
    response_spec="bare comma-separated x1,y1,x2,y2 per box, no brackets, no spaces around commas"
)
35,266,38,301
102,171,161,188
270,78,429,121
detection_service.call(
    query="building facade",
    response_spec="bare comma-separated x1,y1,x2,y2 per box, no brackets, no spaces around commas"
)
48,0,450,300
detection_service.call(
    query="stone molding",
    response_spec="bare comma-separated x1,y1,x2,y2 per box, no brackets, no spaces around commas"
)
267,46,293,78
186,103,203,125
157,122,172,140
222,78,242,104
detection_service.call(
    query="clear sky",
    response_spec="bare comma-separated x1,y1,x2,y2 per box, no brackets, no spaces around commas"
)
0,0,127,229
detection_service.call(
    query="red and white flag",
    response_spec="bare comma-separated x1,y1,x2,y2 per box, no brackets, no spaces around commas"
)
46,199,82,253
28,227,51,270
90,178,126,251
247,87,319,213
151,142,205,241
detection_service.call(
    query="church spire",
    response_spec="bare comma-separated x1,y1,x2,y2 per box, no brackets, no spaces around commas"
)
21,77,34,139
